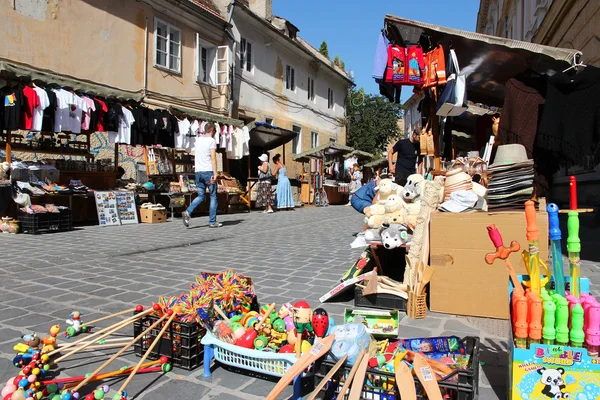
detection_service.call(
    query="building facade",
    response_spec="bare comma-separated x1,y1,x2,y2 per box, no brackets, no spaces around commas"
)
215,0,353,178
476,0,600,66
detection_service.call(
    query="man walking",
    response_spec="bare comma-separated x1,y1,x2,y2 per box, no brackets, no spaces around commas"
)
388,130,420,186
182,122,222,228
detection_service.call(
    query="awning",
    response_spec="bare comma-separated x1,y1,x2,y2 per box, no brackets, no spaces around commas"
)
345,149,375,161
365,158,389,169
168,104,243,127
384,15,579,107
0,59,144,101
292,142,355,162
247,121,298,150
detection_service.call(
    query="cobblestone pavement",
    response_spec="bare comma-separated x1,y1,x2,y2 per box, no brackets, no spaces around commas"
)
0,206,598,399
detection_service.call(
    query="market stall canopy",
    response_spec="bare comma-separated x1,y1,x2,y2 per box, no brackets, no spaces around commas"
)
168,104,243,127
246,121,298,151
383,15,579,107
365,157,389,169
0,59,144,101
345,149,375,161
293,142,355,162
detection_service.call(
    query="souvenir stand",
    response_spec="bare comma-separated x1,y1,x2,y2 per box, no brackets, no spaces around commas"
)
374,14,587,320
238,121,298,209
344,149,375,186
292,142,354,206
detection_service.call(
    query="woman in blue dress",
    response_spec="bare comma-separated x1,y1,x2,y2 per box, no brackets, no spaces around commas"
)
272,154,295,210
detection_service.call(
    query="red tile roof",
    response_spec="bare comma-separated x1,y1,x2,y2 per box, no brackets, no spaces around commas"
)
187,0,226,21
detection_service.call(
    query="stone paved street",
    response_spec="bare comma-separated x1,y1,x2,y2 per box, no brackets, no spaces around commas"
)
0,206,598,399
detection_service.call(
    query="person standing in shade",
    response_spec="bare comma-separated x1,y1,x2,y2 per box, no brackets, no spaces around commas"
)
256,153,274,213
182,122,222,228
272,154,294,210
346,163,363,206
388,130,420,186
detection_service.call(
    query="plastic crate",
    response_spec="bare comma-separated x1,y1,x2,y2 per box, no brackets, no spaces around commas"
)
18,209,72,234
354,287,407,311
313,336,480,400
133,313,206,371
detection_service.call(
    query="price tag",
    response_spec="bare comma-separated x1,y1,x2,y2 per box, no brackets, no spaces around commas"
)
310,341,324,356
420,366,434,381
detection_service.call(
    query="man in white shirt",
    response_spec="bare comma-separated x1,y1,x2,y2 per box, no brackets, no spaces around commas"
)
182,123,222,228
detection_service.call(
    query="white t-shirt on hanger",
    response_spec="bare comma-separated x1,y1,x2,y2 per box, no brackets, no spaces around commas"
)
176,118,191,149
31,87,49,132
108,107,135,144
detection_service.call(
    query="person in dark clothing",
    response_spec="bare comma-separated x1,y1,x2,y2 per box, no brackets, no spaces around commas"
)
388,130,420,186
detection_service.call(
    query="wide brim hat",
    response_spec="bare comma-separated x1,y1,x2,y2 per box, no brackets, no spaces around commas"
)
490,144,529,167
258,154,269,162
444,171,472,187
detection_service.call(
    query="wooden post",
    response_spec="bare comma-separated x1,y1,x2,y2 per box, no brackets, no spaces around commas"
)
430,90,441,171
5,130,11,161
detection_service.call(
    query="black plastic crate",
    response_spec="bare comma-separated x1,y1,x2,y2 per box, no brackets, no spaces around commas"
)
354,286,407,311
18,209,72,234
133,313,206,371
313,336,480,400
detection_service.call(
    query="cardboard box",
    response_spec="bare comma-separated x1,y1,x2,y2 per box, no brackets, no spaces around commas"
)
509,277,594,400
140,208,167,223
429,209,548,319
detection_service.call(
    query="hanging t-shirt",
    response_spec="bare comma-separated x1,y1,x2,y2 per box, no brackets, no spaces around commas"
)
242,126,250,156
0,86,25,131
21,86,40,130
65,93,89,134
214,122,221,145
227,127,245,160
31,87,50,132
220,124,227,149
94,98,108,132
80,97,96,131
53,89,72,132
175,118,192,150
108,107,135,144
194,134,217,172
41,88,57,132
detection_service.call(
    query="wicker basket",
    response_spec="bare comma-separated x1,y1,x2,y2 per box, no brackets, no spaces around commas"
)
407,290,427,319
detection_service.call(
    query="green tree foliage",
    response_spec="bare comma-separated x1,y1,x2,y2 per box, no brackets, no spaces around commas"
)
333,55,340,66
346,88,403,155
319,41,329,58
340,60,346,70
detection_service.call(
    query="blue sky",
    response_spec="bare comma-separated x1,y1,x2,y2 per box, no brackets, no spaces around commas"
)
273,0,481,100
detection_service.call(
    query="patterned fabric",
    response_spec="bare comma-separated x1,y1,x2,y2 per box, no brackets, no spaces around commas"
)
256,182,273,208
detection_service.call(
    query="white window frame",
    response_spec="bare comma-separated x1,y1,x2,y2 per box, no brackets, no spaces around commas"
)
292,124,302,154
311,131,319,148
195,34,229,87
154,17,181,74
327,88,334,110
307,76,315,102
240,38,253,73
285,64,296,92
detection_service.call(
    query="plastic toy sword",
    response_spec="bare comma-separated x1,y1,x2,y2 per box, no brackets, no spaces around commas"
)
547,204,566,296
524,201,541,295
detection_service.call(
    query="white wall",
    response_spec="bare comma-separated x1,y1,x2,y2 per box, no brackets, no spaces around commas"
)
230,11,348,143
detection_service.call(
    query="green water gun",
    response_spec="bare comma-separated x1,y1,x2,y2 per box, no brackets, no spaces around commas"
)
542,300,556,345
570,303,585,348
555,297,570,346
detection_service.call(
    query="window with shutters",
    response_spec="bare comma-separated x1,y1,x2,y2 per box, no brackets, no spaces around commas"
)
311,131,319,148
154,18,181,73
292,124,302,154
240,38,253,72
327,88,334,109
307,77,315,102
286,65,296,92
196,35,229,87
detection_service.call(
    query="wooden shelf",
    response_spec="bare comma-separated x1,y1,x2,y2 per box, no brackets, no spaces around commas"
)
1,143,92,157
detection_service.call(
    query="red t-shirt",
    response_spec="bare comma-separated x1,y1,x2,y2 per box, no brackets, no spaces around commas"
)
95,98,108,132
21,86,40,130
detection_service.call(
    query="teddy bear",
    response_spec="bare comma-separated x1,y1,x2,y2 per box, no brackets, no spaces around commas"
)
381,224,412,249
364,229,382,242
375,178,401,204
383,208,408,226
365,214,386,229
401,174,425,228
383,194,405,213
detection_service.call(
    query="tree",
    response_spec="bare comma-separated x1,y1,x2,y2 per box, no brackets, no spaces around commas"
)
319,41,329,58
340,60,345,70
333,55,340,66
346,88,403,156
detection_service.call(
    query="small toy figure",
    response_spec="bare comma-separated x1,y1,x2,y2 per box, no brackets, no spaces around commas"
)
292,301,314,357
41,324,60,353
65,311,85,338
311,308,329,338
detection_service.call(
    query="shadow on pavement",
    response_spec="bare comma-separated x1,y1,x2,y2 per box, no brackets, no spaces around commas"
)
559,212,600,262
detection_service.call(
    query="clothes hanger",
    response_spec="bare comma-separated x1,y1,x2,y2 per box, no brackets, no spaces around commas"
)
562,51,586,73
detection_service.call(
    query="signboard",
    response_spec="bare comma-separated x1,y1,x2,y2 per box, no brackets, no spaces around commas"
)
94,191,138,226
116,192,138,224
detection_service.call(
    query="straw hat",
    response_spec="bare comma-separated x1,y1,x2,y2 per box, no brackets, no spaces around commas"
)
490,144,528,167
444,172,472,188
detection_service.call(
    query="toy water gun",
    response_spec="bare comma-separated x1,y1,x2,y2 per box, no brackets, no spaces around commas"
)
547,204,566,296
555,296,570,346
542,299,556,345
570,303,585,348
514,295,529,348
567,177,581,298
528,293,543,346
524,201,541,295
585,303,600,357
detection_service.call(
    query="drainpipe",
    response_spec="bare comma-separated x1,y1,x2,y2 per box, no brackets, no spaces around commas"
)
227,1,237,117
143,16,148,96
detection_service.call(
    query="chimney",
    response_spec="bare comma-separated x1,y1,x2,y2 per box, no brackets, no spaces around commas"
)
249,0,272,20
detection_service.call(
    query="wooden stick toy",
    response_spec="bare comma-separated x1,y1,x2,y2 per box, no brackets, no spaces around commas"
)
348,342,377,400
63,366,164,390
115,306,181,399
266,334,335,400
85,307,139,326
306,354,348,400
42,360,162,385
70,308,171,394
336,348,367,399
413,353,444,400
394,354,417,400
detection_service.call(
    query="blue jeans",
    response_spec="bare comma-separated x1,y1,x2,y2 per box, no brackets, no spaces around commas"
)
350,181,377,214
186,171,217,224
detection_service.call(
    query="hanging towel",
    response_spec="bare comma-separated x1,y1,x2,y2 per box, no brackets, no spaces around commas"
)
373,32,390,80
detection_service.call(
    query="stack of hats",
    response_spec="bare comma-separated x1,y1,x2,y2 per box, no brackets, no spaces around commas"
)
487,144,534,210
443,169,472,201
440,190,485,213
